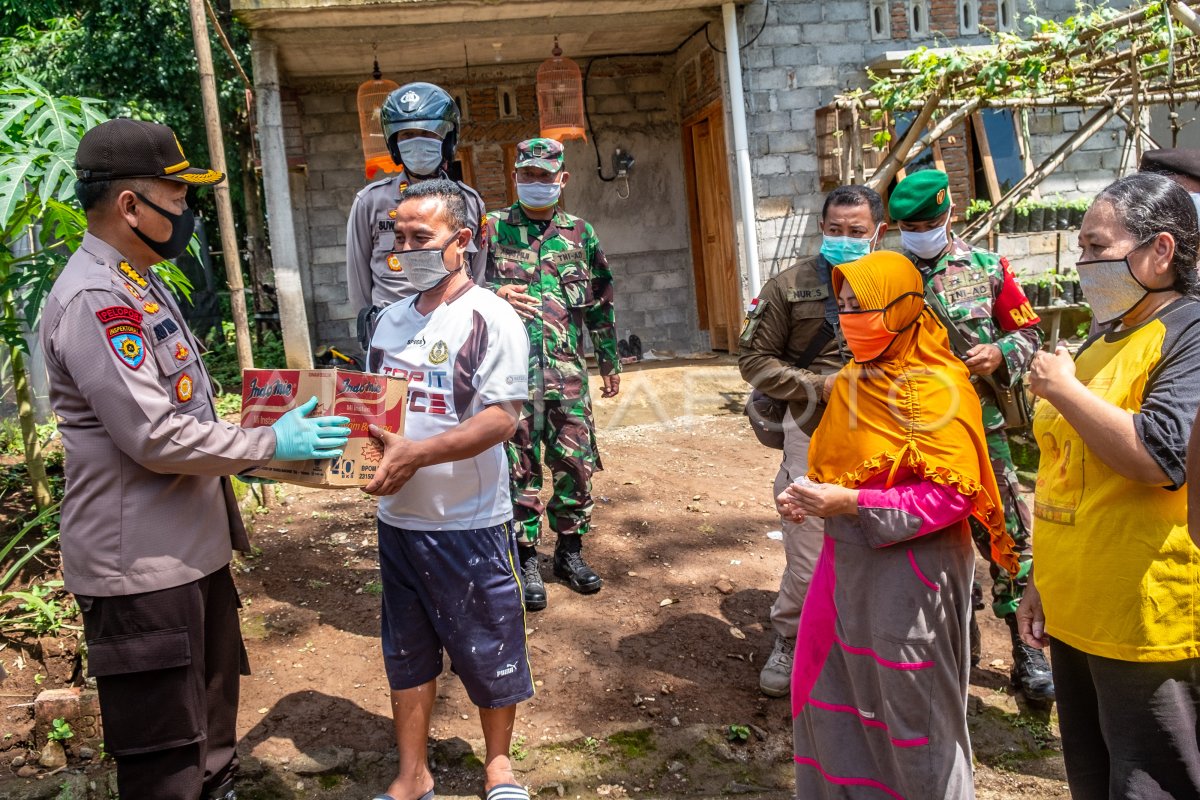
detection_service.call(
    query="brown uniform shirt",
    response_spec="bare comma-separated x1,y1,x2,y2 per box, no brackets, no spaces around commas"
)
737,255,846,435
40,233,276,597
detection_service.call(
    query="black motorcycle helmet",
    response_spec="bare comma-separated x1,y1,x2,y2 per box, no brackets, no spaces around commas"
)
380,82,460,168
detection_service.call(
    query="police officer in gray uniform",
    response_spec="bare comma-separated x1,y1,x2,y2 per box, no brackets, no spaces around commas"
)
346,82,487,345
41,118,351,800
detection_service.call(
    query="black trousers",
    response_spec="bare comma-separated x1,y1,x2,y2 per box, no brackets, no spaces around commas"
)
78,566,248,800
1050,638,1200,800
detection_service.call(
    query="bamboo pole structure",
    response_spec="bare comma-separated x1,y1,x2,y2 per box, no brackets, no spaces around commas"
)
187,0,253,371
865,78,946,192
963,99,1129,243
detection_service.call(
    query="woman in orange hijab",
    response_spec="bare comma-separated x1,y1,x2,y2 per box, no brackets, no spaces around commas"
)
778,251,1017,799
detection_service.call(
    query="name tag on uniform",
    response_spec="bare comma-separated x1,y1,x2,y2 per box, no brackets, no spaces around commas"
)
943,267,990,306
785,285,829,302
549,247,585,266
496,245,531,262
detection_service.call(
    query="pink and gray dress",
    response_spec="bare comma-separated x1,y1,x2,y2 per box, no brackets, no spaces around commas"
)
792,467,977,800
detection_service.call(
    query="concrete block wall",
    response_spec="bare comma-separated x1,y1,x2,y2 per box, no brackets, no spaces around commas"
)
736,0,1132,285
290,55,704,355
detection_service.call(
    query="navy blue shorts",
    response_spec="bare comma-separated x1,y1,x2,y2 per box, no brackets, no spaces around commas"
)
378,519,534,708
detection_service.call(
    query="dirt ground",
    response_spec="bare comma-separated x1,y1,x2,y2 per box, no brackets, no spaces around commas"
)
0,359,1068,799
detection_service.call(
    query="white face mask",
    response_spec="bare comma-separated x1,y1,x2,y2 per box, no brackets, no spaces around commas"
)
516,180,563,211
395,137,444,178
392,232,465,292
900,224,949,261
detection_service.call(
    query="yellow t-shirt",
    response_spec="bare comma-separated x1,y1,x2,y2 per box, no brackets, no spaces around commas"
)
1033,301,1200,662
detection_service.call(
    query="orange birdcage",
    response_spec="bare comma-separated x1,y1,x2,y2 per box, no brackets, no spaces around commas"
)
357,60,401,179
536,38,586,142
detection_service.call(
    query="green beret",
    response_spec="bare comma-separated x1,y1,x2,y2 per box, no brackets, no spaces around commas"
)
889,170,951,222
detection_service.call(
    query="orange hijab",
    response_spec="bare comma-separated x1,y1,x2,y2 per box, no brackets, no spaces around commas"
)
809,251,1017,573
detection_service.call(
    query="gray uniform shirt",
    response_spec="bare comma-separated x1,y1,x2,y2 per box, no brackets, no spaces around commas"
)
345,171,488,311
40,233,277,597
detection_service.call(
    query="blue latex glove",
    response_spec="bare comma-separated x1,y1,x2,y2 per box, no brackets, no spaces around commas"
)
270,396,351,461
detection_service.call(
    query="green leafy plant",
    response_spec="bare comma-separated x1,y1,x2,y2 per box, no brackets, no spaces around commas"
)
727,724,751,743
964,198,993,221
510,735,529,761
47,717,73,742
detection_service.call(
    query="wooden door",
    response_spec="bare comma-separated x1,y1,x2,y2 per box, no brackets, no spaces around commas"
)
683,103,741,351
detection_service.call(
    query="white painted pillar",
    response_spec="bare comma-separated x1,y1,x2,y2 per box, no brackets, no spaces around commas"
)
250,33,314,369
722,1,763,298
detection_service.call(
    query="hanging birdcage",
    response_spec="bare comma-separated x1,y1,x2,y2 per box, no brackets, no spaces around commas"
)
536,38,586,142
357,59,401,179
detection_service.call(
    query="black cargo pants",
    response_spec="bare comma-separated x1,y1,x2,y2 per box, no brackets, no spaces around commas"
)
78,565,248,800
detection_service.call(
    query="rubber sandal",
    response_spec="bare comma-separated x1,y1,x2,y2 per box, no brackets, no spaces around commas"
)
371,792,433,800
485,785,530,800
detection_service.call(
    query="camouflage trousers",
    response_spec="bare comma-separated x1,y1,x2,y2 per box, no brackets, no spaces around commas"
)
507,397,602,545
969,396,1034,618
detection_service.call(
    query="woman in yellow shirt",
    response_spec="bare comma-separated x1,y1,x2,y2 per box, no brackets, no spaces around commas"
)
1019,172,1200,799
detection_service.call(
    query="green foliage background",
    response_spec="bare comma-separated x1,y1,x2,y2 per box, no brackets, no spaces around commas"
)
0,0,253,235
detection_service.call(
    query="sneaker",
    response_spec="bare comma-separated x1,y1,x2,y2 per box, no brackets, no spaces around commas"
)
759,635,795,697
518,546,547,611
552,537,602,594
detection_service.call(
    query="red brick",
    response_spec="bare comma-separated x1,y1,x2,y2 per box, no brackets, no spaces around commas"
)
34,687,103,749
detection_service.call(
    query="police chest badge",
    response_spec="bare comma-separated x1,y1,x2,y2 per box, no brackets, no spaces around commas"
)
175,373,194,403
429,340,449,365
143,302,160,314
174,342,190,361
387,253,403,272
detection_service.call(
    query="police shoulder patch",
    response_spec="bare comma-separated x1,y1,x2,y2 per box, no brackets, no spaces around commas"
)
96,305,143,325
106,323,145,370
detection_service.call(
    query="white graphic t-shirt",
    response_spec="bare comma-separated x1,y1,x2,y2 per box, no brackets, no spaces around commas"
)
369,284,530,530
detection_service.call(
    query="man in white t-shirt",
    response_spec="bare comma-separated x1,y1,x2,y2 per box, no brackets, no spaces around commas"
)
364,179,533,800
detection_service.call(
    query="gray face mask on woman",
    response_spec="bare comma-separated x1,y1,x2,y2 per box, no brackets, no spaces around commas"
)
392,231,466,292
1076,239,1174,325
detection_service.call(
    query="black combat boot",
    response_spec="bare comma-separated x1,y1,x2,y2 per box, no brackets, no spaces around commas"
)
969,608,982,669
969,581,984,668
518,545,547,611
1006,613,1055,704
552,535,603,594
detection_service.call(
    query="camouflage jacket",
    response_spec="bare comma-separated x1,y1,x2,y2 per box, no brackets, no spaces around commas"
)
912,236,1043,389
484,204,619,401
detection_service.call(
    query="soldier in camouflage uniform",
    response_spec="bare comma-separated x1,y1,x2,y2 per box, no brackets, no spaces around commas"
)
890,170,1054,704
485,138,620,611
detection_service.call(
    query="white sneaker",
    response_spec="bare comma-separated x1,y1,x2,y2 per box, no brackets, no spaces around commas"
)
759,635,795,697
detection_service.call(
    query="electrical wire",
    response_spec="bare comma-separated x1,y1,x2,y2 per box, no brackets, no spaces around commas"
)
705,0,770,54
582,21,713,181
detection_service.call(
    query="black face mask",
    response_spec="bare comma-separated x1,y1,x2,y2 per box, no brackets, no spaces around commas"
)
131,192,194,261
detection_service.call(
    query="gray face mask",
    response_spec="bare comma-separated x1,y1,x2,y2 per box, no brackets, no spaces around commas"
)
395,137,444,178
393,232,466,292
1076,240,1174,325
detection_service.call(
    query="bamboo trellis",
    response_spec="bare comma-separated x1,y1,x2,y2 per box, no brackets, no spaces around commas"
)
826,0,1200,243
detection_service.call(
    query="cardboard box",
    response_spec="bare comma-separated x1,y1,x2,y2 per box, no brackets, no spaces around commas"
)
240,368,407,488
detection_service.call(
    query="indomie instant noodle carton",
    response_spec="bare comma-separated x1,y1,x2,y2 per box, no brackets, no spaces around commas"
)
240,368,407,488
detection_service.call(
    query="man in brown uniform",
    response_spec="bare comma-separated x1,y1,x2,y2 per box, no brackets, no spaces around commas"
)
738,185,885,696
40,119,350,799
